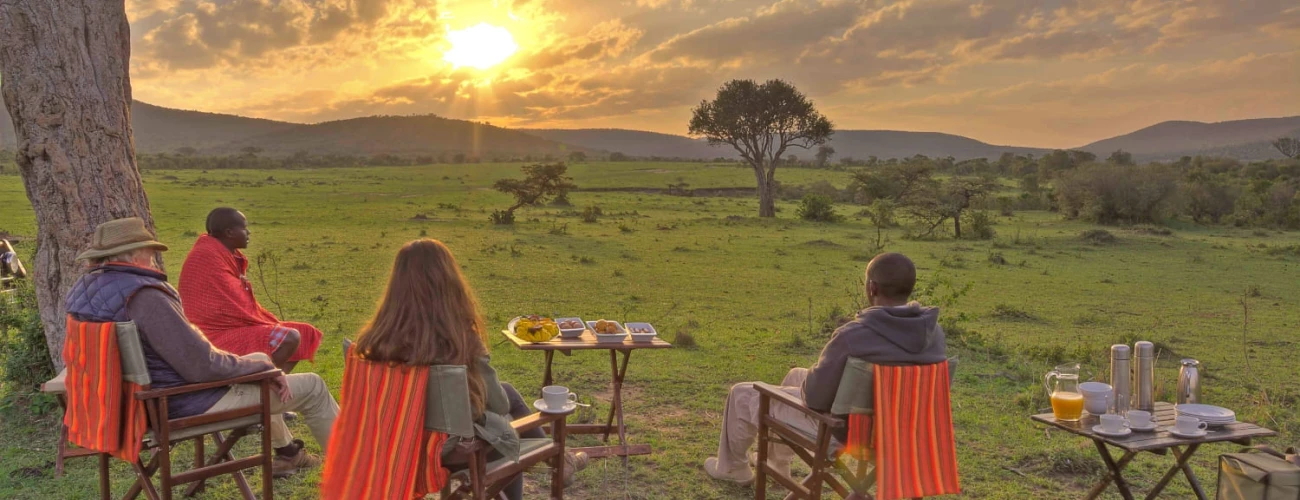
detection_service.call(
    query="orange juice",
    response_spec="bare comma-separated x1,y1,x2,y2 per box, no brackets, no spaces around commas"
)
1051,392,1085,421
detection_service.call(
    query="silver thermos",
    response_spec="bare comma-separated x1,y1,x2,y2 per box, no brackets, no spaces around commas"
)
1110,344,1131,414
1177,359,1202,404
1134,341,1155,412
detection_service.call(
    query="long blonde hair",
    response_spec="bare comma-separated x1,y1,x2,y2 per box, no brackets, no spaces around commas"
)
353,239,489,416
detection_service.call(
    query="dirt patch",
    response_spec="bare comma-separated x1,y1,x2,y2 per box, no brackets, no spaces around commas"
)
1079,229,1117,245
799,239,842,248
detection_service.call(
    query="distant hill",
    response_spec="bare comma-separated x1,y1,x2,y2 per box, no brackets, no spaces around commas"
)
216,115,586,157
521,128,734,159
825,130,1049,162
1079,117,1300,161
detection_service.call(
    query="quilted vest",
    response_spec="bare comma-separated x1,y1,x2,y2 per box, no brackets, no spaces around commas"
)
65,265,191,399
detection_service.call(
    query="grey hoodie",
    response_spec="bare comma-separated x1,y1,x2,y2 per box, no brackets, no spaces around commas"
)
801,301,947,413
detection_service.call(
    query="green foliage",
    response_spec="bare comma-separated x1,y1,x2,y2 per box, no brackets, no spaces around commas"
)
795,194,841,222
962,210,997,240
489,209,516,225
581,205,602,223
1055,164,1178,224
492,162,577,219
0,282,54,398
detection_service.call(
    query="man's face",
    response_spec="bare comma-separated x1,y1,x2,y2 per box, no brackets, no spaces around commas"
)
224,213,251,249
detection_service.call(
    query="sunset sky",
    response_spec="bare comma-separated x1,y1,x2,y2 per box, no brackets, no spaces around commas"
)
126,0,1300,149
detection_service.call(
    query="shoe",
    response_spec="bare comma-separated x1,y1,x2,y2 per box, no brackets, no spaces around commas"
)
271,439,321,478
704,457,754,485
749,451,792,479
562,451,589,487
283,412,299,422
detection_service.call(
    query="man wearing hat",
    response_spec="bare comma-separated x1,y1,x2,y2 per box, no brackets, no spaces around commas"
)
64,217,338,477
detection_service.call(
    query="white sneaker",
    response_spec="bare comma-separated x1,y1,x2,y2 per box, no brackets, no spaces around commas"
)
749,451,792,479
704,457,754,484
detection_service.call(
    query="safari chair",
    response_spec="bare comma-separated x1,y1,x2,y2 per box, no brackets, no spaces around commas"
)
754,358,960,500
333,339,571,500
49,319,280,500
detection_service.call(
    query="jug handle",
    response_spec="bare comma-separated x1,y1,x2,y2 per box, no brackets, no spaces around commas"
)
1044,371,1058,397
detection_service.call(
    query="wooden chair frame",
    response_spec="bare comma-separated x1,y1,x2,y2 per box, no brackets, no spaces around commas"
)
53,368,282,500
440,410,571,500
753,383,918,500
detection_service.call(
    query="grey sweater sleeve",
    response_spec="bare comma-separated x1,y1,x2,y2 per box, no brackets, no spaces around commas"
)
802,330,854,412
127,288,275,383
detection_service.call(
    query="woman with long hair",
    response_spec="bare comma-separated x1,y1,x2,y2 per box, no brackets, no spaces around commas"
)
351,239,585,498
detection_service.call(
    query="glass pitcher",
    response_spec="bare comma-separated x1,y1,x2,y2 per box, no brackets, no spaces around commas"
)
1044,362,1083,421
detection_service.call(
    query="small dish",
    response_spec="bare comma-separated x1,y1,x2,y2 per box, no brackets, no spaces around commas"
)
625,322,657,342
1129,422,1159,432
1168,428,1207,439
1091,425,1132,437
533,399,576,414
555,317,586,338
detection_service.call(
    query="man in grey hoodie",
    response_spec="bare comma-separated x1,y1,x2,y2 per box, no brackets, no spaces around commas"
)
705,253,947,484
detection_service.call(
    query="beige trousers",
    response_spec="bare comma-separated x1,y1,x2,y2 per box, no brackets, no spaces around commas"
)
714,367,819,475
204,353,339,452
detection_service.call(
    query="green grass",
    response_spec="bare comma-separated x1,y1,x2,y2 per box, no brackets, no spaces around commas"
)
2,162,1298,499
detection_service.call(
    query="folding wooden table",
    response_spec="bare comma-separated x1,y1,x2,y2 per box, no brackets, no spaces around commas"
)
501,329,672,464
1031,402,1277,499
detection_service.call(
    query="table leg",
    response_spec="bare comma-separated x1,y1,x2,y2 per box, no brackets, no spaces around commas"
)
542,350,555,398
1089,440,1136,500
615,350,631,466
1173,445,1208,500
1085,448,1137,500
1145,444,1200,499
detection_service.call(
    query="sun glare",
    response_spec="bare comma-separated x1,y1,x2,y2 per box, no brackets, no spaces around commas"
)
443,23,518,70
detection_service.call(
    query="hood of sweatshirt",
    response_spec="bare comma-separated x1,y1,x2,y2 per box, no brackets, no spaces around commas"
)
858,301,941,354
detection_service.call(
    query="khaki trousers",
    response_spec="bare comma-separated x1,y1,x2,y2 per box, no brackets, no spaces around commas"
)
203,353,339,452
714,367,819,475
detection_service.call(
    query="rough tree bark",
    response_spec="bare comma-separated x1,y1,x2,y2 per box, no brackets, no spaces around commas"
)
0,0,156,371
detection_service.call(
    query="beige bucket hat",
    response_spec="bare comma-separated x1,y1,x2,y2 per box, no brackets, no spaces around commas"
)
75,217,169,261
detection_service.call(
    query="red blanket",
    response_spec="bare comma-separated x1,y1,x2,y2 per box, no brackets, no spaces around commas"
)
321,355,449,499
178,235,319,362
852,361,959,500
62,318,147,463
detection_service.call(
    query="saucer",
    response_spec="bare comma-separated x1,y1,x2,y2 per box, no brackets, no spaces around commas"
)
1129,422,1159,432
1168,428,1207,439
1092,425,1132,437
533,399,576,414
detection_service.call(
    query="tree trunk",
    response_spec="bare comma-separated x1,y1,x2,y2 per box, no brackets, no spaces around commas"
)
953,209,962,239
0,0,155,371
752,163,776,217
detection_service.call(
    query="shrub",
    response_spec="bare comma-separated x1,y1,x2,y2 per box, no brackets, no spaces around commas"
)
1056,164,1178,224
581,205,602,223
1080,229,1117,245
962,211,996,240
489,209,515,225
0,281,55,396
796,194,841,222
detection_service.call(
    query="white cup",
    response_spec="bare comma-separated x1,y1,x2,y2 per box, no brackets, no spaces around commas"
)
1080,383,1113,415
542,385,577,410
1175,416,1208,434
1126,410,1152,428
1100,414,1129,433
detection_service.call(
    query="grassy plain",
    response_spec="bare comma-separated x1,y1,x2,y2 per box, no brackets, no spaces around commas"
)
1,161,1298,499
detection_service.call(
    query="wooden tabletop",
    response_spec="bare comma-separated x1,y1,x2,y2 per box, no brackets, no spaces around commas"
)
500,329,674,351
1031,402,1276,452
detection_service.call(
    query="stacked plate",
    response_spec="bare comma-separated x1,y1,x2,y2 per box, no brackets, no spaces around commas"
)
1176,404,1236,427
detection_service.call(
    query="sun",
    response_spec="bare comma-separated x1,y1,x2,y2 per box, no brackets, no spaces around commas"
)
443,23,519,70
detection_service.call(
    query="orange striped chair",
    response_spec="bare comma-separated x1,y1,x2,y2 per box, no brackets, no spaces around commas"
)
56,318,281,500
754,358,960,500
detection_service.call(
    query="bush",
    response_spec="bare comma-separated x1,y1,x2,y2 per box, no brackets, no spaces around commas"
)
489,209,515,225
962,211,997,240
796,194,842,222
581,205,602,223
1056,164,1178,224
0,281,54,395
1080,229,1117,245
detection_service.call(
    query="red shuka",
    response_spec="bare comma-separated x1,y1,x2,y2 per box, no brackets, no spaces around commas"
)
321,355,449,499
178,235,320,362
62,318,147,463
846,361,961,500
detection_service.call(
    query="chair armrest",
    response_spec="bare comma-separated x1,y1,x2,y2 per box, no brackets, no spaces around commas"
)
511,411,566,435
135,369,282,400
754,382,842,428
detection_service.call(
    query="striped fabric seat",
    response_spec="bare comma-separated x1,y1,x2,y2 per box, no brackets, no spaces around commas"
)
61,318,147,463
321,355,450,500
847,361,960,500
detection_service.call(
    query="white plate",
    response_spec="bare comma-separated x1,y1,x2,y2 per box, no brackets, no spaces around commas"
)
1168,427,1208,439
533,399,576,414
1176,404,1235,420
1130,422,1159,432
555,317,586,337
1092,425,1132,437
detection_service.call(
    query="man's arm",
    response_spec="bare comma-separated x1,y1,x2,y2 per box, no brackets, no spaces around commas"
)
801,330,855,412
127,288,275,383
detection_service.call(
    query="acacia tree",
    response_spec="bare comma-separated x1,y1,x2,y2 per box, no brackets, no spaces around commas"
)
491,162,576,224
0,0,156,369
1273,137,1300,159
689,79,832,217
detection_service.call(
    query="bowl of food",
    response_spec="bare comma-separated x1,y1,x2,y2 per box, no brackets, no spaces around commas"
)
508,315,559,343
625,322,657,342
587,319,627,343
555,317,586,338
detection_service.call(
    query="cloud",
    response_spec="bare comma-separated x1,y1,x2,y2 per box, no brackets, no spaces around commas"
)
517,20,643,70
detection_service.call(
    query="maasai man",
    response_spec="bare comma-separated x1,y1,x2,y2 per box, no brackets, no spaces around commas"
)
179,208,322,373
